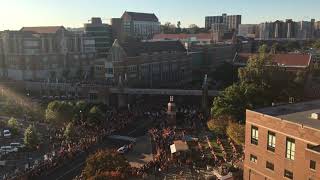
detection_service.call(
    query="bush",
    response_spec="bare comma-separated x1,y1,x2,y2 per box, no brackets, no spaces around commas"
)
24,125,39,149
7,117,19,135
207,116,229,136
226,122,245,145
83,150,130,179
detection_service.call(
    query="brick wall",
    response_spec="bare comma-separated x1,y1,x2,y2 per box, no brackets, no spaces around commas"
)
244,110,320,180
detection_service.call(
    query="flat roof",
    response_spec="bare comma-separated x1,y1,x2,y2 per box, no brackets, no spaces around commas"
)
256,99,320,129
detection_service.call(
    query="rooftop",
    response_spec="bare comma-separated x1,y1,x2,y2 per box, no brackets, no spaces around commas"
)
123,11,159,22
257,99,320,129
153,33,213,40
20,26,66,34
118,40,186,56
234,53,312,68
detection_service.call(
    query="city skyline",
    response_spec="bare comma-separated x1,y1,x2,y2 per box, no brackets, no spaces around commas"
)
1,0,320,30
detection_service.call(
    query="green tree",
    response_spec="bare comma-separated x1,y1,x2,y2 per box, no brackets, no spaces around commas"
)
188,24,200,34
177,21,181,33
83,150,130,179
226,122,245,145
211,83,265,121
313,40,320,49
238,45,271,86
45,101,74,125
24,125,39,149
207,116,229,136
64,122,77,142
87,106,104,127
161,22,177,34
7,117,19,135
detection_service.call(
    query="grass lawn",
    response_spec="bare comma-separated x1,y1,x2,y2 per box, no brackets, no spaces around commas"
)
209,136,224,158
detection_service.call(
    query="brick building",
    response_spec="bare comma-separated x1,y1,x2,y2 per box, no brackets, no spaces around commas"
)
244,100,320,180
233,53,312,72
105,40,192,88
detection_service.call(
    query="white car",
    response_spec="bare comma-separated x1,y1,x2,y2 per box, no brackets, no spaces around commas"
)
3,130,11,137
0,146,18,154
117,145,129,154
10,143,25,149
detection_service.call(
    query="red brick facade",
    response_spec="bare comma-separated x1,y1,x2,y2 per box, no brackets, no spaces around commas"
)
244,110,320,180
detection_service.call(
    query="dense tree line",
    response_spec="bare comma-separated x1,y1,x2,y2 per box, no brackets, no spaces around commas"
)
208,45,307,145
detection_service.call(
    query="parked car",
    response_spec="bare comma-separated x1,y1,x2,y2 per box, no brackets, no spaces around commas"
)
3,130,11,137
117,145,129,154
10,143,25,149
0,146,18,155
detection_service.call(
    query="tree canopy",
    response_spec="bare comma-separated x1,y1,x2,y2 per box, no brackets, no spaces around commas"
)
87,106,105,127
83,150,130,179
226,122,245,145
207,116,229,136
211,44,306,122
7,117,19,135
24,125,39,149
45,101,74,125
64,122,78,142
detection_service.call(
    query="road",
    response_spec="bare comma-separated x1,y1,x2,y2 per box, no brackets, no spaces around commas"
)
33,118,156,180
0,116,52,179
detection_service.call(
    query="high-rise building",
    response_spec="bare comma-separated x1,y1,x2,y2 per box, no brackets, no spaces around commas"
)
257,19,316,40
238,24,259,38
258,22,274,40
285,19,295,39
120,11,161,40
111,18,122,41
84,17,113,58
296,20,314,40
205,13,241,31
244,100,320,180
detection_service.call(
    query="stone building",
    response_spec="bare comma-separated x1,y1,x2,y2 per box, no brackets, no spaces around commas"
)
118,11,161,40
0,26,96,81
105,40,192,88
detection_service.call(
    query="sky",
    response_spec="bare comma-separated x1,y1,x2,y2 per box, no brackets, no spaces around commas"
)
0,0,319,30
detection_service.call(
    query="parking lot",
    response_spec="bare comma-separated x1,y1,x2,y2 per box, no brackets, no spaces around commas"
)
0,116,50,179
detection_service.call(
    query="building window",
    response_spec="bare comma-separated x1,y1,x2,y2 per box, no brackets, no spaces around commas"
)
267,131,276,152
251,126,258,145
266,161,274,171
250,154,257,163
286,138,295,160
284,169,293,179
310,160,316,170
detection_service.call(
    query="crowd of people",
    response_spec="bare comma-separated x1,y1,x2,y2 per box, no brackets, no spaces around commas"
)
1,99,244,180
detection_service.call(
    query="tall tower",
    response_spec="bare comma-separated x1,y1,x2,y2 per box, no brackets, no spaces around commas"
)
167,96,176,126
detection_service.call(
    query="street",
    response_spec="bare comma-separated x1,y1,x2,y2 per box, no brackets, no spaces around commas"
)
33,117,157,180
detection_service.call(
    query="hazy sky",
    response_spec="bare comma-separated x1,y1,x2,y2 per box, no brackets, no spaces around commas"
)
0,0,319,30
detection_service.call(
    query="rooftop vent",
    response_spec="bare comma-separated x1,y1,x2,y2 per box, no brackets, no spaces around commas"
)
311,112,320,120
